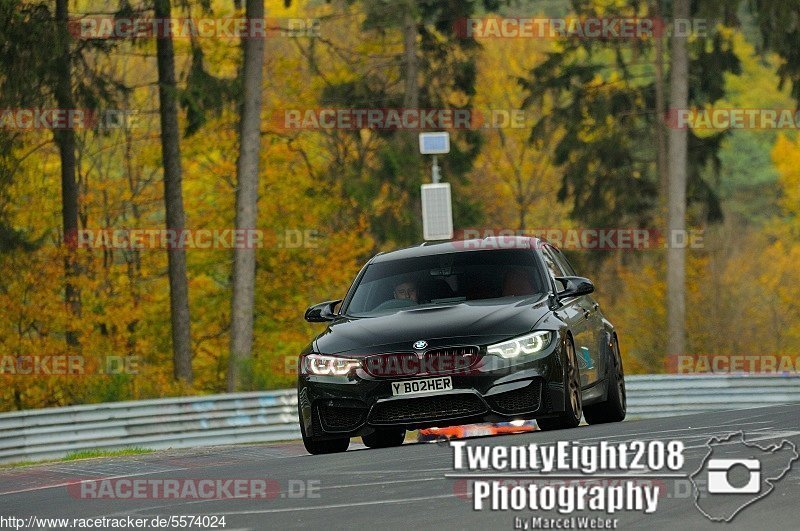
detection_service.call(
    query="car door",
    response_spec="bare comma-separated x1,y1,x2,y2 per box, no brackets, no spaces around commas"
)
541,245,598,387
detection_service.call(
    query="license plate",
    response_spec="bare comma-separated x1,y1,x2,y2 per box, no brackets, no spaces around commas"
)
391,376,452,396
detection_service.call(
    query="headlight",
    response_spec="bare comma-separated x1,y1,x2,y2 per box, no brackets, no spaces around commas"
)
304,354,361,376
487,331,553,359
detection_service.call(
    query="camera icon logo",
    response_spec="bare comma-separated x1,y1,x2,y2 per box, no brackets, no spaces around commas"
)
690,431,798,522
706,458,760,494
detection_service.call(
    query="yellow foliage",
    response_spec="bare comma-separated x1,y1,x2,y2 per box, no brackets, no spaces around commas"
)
467,36,571,230
6,1,800,412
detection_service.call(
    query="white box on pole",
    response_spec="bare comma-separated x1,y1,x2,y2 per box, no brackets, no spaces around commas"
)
421,183,454,240
418,132,450,155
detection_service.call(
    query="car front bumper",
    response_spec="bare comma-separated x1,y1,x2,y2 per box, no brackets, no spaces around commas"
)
297,339,568,440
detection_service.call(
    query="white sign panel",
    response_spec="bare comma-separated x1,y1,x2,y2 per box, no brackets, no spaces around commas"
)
421,183,454,240
419,132,450,155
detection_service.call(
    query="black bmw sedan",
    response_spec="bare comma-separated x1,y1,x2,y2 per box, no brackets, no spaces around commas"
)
297,236,626,454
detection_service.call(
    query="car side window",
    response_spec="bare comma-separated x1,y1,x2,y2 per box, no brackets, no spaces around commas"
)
541,246,567,292
551,246,578,276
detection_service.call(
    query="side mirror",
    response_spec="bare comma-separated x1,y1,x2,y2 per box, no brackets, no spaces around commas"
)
304,300,342,323
555,276,594,299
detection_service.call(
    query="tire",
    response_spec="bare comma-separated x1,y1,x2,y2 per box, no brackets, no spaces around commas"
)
537,336,582,431
299,403,350,455
584,334,627,424
362,428,406,449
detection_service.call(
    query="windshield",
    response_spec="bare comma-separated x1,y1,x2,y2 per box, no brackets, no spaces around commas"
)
343,249,547,317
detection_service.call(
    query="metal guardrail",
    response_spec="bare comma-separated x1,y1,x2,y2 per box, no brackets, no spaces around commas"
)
0,390,299,464
0,374,798,464
625,374,800,418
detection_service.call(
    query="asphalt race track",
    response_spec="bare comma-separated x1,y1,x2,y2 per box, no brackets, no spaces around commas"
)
1,404,798,530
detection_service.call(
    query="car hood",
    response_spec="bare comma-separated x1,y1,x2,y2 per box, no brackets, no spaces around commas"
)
313,298,552,356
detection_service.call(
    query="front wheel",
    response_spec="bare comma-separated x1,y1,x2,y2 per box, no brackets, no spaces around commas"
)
537,336,582,431
299,403,350,455
583,335,626,424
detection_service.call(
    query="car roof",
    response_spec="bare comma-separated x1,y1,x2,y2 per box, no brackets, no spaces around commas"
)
369,236,547,264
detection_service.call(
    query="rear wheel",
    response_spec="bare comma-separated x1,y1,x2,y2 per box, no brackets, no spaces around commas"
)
584,335,626,424
299,403,350,455
537,337,582,431
362,428,405,448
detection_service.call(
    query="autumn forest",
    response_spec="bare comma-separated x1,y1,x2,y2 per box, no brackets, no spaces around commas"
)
2,0,800,411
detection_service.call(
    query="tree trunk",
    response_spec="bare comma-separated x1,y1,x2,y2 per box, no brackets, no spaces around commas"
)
667,0,689,360
155,0,193,383
402,1,424,239
652,0,668,217
402,5,419,110
124,97,142,358
54,0,81,346
228,0,265,392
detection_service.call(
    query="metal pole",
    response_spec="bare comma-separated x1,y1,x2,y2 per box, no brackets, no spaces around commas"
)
431,155,441,184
